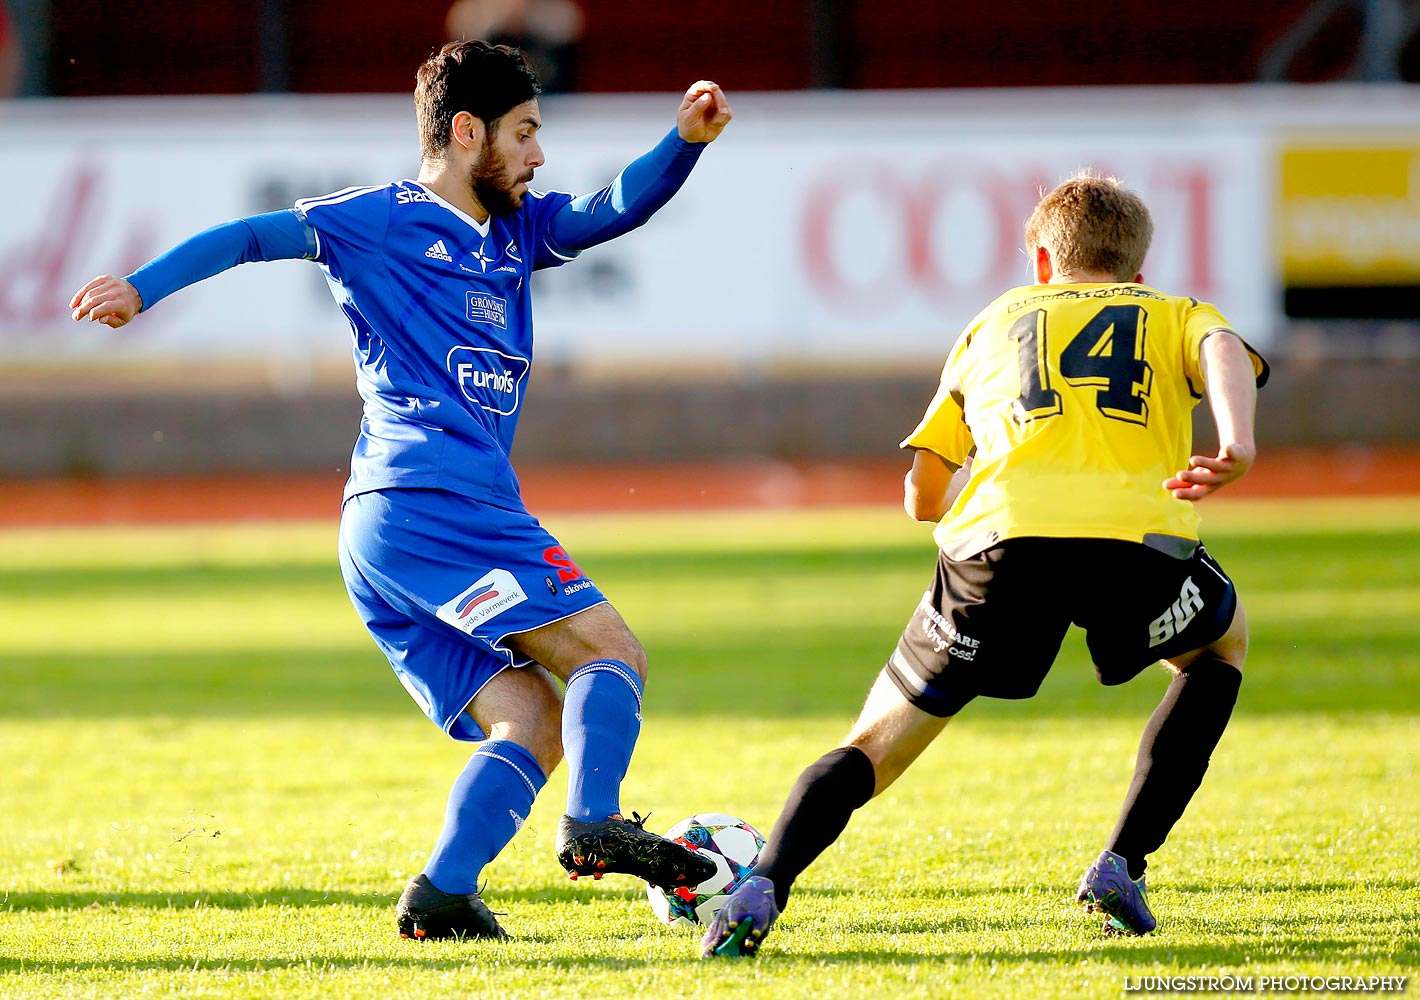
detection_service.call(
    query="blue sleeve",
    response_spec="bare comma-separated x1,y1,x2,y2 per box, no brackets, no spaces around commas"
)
543,128,706,257
125,210,316,312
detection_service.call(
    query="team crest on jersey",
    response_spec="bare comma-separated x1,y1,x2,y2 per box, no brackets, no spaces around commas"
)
437,569,529,634
469,242,497,273
448,345,530,416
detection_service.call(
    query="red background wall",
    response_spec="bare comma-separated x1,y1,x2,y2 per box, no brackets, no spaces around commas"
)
46,0,1378,97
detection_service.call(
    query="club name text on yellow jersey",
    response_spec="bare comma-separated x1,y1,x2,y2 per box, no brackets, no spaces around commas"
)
901,283,1268,560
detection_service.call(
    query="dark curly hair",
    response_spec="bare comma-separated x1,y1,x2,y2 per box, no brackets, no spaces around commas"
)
415,40,542,159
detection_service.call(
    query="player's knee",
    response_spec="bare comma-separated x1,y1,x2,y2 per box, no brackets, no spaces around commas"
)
1168,604,1248,675
1214,600,1249,669
577,634,647,682
1209,633,1243,670
609,633,648,682
573,607,647,681
1158,593,1249,670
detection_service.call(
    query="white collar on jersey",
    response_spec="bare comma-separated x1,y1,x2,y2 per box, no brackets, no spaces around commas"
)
406,181,492,238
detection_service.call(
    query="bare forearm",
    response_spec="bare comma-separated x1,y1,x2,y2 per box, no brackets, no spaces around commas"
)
1203,331,1257,453
1165,332,1258,501
903,451,966,521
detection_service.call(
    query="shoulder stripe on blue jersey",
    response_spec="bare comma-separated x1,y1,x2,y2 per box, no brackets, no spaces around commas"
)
294,184,388,213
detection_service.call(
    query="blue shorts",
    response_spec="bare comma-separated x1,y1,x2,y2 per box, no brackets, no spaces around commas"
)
338,488,608,741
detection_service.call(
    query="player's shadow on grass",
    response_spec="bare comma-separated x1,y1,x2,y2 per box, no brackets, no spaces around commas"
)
6,883,826,911
804,937,1391,967
3,888,384,911
3,883,759,914
1,955,703,976
1167,876,1419,894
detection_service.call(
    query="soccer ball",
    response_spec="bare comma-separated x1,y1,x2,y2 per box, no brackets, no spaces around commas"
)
645,813,766,928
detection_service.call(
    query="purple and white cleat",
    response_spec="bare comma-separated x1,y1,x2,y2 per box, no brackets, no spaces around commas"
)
699,874,779,958
1076,850,1158,935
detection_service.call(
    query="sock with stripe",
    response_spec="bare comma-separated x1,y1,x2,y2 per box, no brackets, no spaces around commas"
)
562,659,643,821
424,739,547,894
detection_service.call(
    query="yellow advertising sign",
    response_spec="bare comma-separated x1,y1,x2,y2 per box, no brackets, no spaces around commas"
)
1279,144,1420,286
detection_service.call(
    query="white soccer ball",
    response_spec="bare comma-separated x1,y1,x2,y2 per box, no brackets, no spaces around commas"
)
645,813,767,928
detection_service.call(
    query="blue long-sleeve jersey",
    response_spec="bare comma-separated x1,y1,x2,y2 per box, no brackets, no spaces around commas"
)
126,128,705,507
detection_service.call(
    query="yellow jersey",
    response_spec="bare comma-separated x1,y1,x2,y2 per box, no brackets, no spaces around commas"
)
901,283,1268,559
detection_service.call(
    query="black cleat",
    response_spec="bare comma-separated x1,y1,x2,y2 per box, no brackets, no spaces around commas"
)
555,811,717,891
395,874,508,941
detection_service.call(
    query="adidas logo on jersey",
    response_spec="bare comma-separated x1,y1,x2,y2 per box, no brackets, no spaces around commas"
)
425,240,453,262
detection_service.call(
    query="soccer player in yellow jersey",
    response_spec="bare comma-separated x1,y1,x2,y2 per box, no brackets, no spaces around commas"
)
703,171,1269,957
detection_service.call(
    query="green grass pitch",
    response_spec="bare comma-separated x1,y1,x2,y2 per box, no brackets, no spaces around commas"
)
1,499,1417,998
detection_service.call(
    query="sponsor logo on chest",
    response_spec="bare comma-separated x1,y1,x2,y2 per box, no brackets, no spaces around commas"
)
447,345,530,417
466,291,508,328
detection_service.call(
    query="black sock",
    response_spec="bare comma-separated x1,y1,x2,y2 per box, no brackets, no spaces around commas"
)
753,746,876,911
1106,654,1242,880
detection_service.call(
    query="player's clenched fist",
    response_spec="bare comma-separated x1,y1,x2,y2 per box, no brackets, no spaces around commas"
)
70,274,144,328
676,81,732,144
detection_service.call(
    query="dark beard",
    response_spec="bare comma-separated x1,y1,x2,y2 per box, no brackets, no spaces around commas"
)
469,144,522,217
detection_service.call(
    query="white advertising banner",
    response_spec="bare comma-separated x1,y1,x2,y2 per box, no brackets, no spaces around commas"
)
0,88,1353,366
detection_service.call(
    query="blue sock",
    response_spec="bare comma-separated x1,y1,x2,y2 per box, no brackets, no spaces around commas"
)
562,659,643,822
424,739,546,895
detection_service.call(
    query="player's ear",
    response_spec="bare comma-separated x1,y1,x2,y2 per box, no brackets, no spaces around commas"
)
1033,245,1053,284
1133,271,1144,283
450,111,483,152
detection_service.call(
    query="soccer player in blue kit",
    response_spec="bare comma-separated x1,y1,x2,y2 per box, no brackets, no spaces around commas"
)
69,41,732,941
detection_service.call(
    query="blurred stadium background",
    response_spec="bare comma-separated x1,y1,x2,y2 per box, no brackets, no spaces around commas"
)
2,0,1419,514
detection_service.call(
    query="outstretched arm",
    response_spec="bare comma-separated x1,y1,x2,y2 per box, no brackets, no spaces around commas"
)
70,210,315,328
1164,331,1258,501
546,81,731,253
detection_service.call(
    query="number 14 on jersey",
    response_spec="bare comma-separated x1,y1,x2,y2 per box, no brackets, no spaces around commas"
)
1009,304,1154,426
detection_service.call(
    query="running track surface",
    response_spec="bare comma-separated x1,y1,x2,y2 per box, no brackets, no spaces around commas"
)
1,448,1417,526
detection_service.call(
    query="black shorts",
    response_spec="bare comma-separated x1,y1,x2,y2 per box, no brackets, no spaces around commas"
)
885,538,1238,717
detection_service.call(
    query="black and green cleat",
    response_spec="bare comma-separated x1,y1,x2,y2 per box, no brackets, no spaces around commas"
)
555,811,717,891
